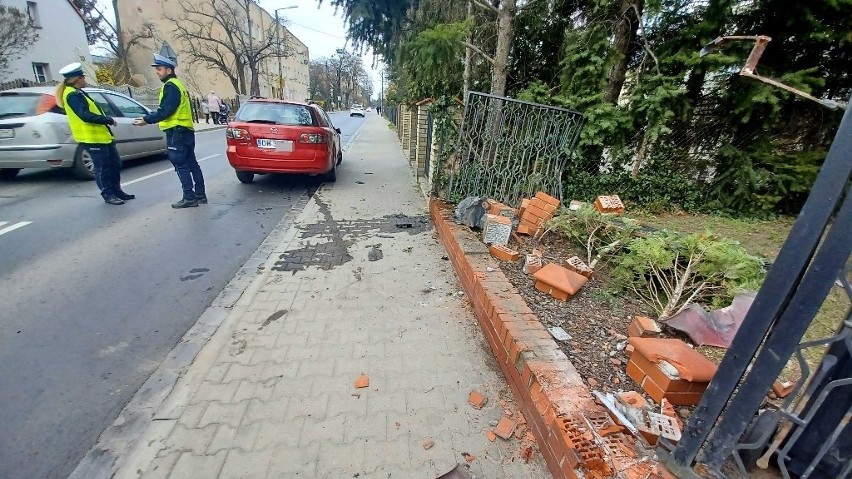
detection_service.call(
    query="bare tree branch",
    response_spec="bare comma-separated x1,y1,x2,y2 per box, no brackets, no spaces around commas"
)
471,0,499,14
462,41,495,65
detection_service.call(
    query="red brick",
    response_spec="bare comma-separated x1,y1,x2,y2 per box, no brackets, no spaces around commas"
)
629,352,692,393
494,416,518,439
516,224,533,235
486,430,497,442
354,374,370,388
489,244,520,262
524,204,553,222
534,191,561,208
529,197,559,215
594,195,625,214
469,390,488,409
564,256,593,278
617,391,648,409
629,337,717,383
524,254,544,275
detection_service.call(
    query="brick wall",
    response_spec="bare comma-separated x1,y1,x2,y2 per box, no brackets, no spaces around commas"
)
429,199,667,479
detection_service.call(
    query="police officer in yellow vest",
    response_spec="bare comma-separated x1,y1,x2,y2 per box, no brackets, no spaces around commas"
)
133,54,206,208
56,62,135,205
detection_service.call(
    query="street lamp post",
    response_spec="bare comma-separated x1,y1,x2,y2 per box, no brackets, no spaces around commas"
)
274,6,298,99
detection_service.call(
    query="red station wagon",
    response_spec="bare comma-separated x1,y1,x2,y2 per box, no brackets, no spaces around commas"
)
225,100,342,183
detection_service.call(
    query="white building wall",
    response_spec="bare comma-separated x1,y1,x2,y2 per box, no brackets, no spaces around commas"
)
1,0,93,82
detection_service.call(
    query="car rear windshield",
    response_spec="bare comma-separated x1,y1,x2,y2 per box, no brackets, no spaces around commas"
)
0,92,43,119
236,103,316,126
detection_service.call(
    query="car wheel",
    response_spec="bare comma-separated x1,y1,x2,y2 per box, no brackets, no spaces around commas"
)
72,146,96,180
322,164,336,183
336,150,342,166
235,170,254,183
0,168,21,180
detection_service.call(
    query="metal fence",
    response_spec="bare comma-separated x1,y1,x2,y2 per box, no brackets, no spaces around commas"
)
661,93,852,479
441,91,585,206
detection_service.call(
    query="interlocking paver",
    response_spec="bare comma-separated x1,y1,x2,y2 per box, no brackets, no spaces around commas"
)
109,115,552,479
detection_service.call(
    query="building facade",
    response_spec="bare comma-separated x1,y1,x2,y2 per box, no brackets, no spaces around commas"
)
1,0,93,82
116,0,309,101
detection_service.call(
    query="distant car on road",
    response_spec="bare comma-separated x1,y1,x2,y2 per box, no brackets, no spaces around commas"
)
225,99,342,183
0,86,167,180
349,104,365,117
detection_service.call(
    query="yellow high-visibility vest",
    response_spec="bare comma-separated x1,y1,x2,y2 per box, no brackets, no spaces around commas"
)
63,88,113,144
159,77,194,131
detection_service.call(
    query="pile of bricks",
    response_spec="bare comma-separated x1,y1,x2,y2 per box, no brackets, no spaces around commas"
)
625,337,717,406
517,192,561,236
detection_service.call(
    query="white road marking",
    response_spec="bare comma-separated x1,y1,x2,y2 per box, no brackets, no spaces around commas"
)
0,221,33,237
120,154,221,187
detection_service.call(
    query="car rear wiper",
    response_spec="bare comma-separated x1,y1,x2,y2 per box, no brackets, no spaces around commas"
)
243,119,278,124
0,112,27,119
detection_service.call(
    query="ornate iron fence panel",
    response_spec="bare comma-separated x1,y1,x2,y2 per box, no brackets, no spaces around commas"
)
442,92,584,206
661,94,852,479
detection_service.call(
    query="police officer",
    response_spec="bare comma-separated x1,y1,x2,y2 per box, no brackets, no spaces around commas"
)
133,54,206,208
56,62,134,205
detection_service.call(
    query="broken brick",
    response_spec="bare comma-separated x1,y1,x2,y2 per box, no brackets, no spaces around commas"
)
486,431,497,442
534,191,561,208
483,214,513,245
610,358,623,366
462,452,476,462
661,398,684,431
489,244,520,262
627,315,662,338
565,256,594,278
354,374,370,389
594,195,625,214
486,199,516,218
618,391,648,410
468,390,488,410
521,445,535,463
523,254,543,275
494,416,517,439
598,424,626,437
587,378,599,388
422,439,435,450
772,380,796,398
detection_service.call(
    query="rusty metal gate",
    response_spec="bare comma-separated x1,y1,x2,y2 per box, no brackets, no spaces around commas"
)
660,95,852,478
442,92,585,206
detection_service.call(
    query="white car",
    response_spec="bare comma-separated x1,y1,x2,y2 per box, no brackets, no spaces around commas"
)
0,86,167,180
349,104,365,117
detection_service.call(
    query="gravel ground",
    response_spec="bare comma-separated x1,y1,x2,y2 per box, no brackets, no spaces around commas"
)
498,232,652,394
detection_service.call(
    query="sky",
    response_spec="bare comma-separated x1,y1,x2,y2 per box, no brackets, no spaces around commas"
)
96,0,385,99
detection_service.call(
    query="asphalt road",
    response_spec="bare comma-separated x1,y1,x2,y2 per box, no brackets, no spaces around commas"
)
0,111,365,479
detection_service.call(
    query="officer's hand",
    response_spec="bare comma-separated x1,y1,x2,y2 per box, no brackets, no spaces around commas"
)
133,118,147,127
110,118,117,126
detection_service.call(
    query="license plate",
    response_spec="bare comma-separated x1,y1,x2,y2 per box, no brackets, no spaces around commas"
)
0,129,13,139
257,139,276,148
275,140,294,152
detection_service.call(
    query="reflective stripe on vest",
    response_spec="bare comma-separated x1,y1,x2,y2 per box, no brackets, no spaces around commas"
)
63,88,113,144
158,78,194,131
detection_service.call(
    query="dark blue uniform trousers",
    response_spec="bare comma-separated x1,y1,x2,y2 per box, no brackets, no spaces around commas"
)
83,142,122,199
166,126,205,200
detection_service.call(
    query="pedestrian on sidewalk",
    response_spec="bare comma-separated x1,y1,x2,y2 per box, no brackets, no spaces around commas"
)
55,62,135,205
207,91,222,125
201,99,210,124
134,54,207,208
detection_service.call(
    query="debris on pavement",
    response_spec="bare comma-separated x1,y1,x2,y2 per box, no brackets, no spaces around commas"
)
521,445,535,463
436,464,473,479
468,390,488,410
422,438,435,450
354,374,370,389
494,416,517,439
367,246,383,262
486,431,497,442
461,452,476,462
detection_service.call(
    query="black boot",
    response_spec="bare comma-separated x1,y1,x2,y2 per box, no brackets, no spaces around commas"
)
171,198,199,209
104,196,125,205
116,192,136,200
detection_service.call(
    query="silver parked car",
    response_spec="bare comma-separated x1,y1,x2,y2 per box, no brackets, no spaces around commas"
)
0,86,167,180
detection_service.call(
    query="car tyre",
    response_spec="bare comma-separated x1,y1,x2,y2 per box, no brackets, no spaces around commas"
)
71,146,96,180
0,168,21,180
336,150,343,166
235,170,255,183
322,164,336,183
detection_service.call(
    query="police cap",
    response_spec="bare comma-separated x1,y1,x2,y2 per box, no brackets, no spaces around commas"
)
151,53,177,69
59,62,85,78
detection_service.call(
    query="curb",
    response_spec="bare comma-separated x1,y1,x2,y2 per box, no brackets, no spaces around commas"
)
430,199,662,479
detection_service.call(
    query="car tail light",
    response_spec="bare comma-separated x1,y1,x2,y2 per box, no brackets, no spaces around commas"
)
227,128,251,140
299,133,326,144
35,94,57,115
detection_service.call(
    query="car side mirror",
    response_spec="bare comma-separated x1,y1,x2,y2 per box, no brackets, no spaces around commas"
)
334,128,341,134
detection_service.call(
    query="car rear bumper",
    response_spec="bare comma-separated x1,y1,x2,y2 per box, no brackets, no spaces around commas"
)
226,147,332,174
0,144,76,168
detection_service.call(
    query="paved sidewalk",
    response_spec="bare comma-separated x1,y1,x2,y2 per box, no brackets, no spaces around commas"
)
101,116,551,478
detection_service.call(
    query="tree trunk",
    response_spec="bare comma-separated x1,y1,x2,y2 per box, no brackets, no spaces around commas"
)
249,60,260,96
463,0,473,99
491,0,516,97
604,0,642,104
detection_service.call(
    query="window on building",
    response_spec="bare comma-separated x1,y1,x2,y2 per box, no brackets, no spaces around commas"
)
32,63,48,83
27,2,41,27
